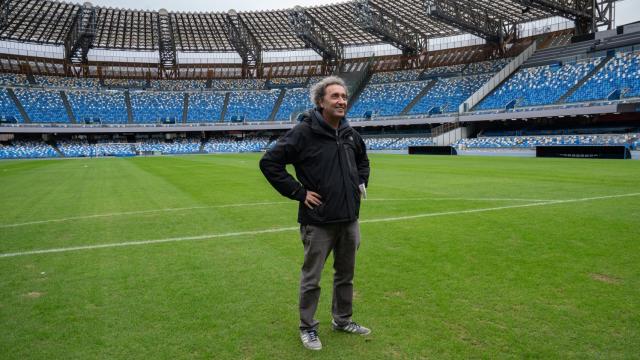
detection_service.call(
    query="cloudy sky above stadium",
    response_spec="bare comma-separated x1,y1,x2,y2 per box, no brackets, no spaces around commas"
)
71,0,640,27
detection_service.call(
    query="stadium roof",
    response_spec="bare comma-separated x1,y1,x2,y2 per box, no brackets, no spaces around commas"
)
0,0,557,52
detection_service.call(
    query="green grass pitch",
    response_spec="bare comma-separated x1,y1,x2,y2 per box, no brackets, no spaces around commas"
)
1,154,638,359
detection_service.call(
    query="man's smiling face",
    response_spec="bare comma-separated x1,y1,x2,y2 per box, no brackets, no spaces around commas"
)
320,84,348,124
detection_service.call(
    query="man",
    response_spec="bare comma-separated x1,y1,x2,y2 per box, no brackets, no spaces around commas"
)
259,76,371,351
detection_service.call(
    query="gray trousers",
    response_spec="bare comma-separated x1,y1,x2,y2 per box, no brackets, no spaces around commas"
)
299,220,360,330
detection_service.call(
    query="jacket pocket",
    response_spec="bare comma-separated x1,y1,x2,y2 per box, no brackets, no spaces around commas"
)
342,143,359,183
309,202,326,220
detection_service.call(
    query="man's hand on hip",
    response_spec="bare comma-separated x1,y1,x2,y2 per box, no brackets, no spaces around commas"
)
304,191,322,209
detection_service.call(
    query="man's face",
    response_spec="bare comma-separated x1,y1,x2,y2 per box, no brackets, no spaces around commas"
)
320,84,348,122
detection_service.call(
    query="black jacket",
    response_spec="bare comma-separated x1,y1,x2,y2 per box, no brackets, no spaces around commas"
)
259,109,370,225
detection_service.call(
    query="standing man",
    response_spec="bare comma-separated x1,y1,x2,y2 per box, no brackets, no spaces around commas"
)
259,76,371,351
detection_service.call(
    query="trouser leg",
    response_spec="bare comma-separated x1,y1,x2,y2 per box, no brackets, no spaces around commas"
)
299,224,334,330
332,221,360,326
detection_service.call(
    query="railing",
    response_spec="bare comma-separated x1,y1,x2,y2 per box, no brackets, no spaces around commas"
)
431,121,459,138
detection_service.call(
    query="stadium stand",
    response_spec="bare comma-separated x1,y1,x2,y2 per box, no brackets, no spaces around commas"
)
368,69,422,84
267,77,308,88
187,92,226,122
409,74,492,114
364,136,434,150
0,140,58,159
203,136,270,153
210,79,265,90
13,88,69,123
35,75,99,88
566,50,640,103
454,133,633,149
363,137,402,150
421,64,466,77
130,91,184,123
632,134,640,150
307,76,325,86
475,57,604,110
224,90,280,121
103,79,148,88
0,73,29,86
57,140,135,157
349,81,427,118
394,137,435,148
150,80,207,91
275,88,314,121
462,58,512,75
135,138,201,154
0,88,24,123
67,90,128,124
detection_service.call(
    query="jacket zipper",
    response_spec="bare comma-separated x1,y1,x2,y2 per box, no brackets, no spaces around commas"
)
336,128,354,218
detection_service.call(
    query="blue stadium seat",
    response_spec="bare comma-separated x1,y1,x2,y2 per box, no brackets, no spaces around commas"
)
475,57,604,110
454,133,632,149
35,75,99,88
67,90,128,124
0,140,58,159
410,74,491,114
0,88,24,123
224,90,280,121
13,88,69,123
130,91,184,124
363,136,434,150
135,138,201,154
203,136,269,153
0,73,30,86
150,80,207,91
567,50,640,103
275,88,313,121
349,81,427,118
187,92,226,122
58,140,136,157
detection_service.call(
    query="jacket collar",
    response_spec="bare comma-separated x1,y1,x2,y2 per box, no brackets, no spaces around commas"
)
307,108,351,137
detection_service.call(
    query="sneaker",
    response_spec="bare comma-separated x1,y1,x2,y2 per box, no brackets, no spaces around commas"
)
331,320,371,335
300,329,322,350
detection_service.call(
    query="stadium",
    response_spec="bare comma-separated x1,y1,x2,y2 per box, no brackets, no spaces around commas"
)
1,0,639,358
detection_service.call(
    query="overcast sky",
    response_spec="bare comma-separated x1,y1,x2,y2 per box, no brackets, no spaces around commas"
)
71,0,640,26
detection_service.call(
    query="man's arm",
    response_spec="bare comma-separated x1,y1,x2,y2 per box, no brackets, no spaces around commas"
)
259,129,307,202
355,135,370,187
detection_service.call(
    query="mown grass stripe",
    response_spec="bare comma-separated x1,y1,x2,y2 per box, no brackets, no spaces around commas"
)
0,201,290,228
1,192,638,259
0,197,554,229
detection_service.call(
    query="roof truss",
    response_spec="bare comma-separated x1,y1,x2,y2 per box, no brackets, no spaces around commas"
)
0,0,608,53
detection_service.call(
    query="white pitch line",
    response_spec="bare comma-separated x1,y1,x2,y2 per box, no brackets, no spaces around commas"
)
361,193,640,224
367,197,555,202
0,226,299,258
0,201,289,229
0,197,553,229
1,192,638,259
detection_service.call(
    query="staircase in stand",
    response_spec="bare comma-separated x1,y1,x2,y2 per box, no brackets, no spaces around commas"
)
268,88,287,121
50,141,65,158
5,88,31,123
555,54,614,104
220,93,231,121
124,90,133,124
182,93,189,124
59,90,76,124
400,79,438,115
